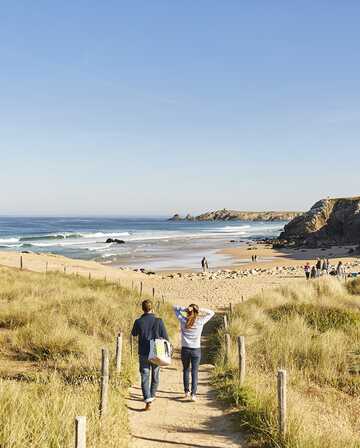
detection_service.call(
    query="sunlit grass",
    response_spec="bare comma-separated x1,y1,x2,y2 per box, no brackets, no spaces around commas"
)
0,267,176,447
213,277,360,448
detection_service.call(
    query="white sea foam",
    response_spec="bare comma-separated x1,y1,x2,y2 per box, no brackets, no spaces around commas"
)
29,241,91,248
80,232,130,239
87,244,113,252
0,237,19,243
0,243,23,248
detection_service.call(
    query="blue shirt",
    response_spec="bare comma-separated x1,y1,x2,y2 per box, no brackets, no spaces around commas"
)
131,313,169,356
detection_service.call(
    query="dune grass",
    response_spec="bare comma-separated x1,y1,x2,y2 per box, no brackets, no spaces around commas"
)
212,277,360,448
0,266,176,447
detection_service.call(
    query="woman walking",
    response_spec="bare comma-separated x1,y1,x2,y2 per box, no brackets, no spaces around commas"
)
173,304,214,401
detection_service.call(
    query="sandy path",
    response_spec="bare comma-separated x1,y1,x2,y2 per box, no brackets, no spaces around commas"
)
127,350,245,448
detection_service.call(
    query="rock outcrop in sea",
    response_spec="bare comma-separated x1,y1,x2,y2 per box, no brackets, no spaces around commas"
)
280,197,360,246
169,209,301,222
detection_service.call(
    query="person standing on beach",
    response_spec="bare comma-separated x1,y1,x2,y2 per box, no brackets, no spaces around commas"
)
201,257,208,272
321,258,328,275
173,304,214,401
304,262,311,280
336,261,345,280
131,299,169,411
311,266,317,279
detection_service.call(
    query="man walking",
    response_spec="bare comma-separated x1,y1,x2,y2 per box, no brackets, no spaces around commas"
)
131,299,169,410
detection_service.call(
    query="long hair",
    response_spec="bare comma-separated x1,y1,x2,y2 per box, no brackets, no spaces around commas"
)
185,304,199,329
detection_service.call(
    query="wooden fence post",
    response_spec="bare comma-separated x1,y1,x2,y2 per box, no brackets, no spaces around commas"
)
140,281,143,298
152,287,155,299
277,369,287,437
115,332,123,373
225,333,231,363
223,314,228,330
229,302,233,314
237,336,246,386
162,294,165,304
20,256,23,270
88,272,91,280
241,295,244,303
131,280,134,290
75,416,86,448
64,266,66,274
99,348,109,417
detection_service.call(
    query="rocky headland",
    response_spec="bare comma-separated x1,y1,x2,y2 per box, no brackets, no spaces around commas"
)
169,209,302,222
280,197,360,247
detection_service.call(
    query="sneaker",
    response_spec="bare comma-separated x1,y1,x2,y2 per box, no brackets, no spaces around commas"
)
184,392,190,399
145,397,154,404
191,395,197,402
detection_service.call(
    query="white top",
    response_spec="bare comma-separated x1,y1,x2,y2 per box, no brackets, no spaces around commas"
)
173,305,215,349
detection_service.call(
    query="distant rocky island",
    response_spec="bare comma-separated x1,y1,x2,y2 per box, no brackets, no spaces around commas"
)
169,209,302,222
280,196,360,247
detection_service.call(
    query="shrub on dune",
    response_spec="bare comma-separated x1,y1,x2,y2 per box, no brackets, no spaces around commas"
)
213,278,360,448
11,315,86,361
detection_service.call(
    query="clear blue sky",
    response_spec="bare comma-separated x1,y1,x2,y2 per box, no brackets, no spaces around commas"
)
1,1,359,216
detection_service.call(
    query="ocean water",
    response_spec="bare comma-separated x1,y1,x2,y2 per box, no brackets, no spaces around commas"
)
0,217,286,270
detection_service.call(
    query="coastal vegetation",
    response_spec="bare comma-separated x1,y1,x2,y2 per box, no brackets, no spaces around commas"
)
0,267,176,447
212,277,360,448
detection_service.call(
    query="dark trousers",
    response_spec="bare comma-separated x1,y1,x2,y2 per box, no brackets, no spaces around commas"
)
139,355,160,401
181,347,201,395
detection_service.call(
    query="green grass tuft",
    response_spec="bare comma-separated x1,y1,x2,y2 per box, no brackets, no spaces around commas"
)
267,303,360,332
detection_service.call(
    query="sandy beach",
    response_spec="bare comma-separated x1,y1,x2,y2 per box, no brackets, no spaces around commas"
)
1,245,358,310
220,242,359,269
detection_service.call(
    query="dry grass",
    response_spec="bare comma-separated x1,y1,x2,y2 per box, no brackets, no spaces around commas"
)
213,277,360,448
0,267,176,447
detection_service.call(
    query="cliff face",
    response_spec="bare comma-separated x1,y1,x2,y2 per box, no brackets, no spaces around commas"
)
280,197,360,245
169,209,301,222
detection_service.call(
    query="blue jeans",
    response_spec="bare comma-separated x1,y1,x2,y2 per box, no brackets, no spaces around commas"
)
181,347,201,395
139,355,160,401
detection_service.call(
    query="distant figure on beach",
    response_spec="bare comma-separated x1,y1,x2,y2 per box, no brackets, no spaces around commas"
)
336,261,345,279
201,257,209,272
310,266,317,279
131,299,169,411
304,262,311,280
321,258,328,275
173,304,214,401
316,258,322,277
